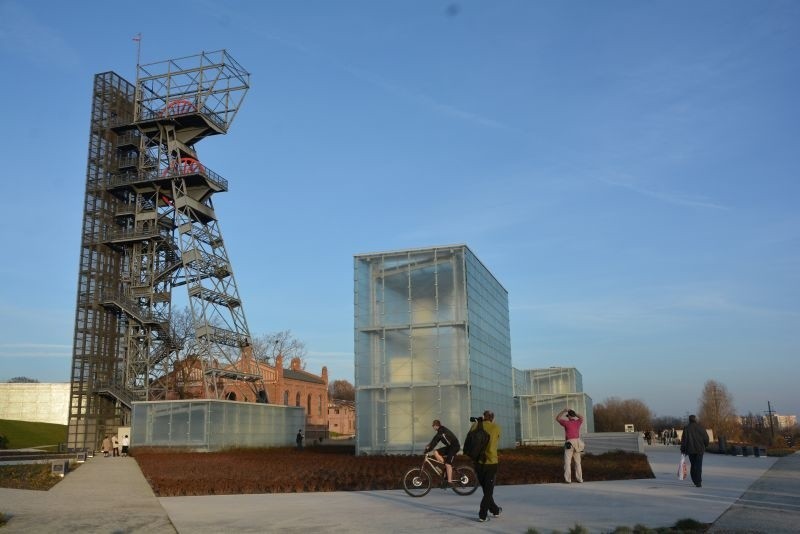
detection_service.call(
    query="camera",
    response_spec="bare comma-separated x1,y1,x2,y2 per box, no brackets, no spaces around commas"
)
469,416,483,423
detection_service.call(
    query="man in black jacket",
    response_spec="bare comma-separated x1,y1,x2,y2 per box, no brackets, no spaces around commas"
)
425,420,460,484
681,415,710,487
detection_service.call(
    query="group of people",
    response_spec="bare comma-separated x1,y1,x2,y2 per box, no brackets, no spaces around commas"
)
423,407,582,522
424,407,709,522
101,434,129,457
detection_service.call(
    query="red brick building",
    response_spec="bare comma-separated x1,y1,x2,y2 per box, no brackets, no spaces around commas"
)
328,399,355,437
157,350,328,434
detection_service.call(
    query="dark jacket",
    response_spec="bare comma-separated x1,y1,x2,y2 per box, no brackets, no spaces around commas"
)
426,425,459,452
681,421,709,454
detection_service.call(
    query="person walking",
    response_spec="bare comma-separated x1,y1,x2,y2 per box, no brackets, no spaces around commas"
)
296,429,304,450
681,415,709,487
473,410,502,522
556,408,584,483
101,435,112,457
121,434,129,456
424,420,460,485
111,435,120,457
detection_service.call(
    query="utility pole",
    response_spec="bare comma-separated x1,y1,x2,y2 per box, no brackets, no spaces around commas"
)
766,401,775,445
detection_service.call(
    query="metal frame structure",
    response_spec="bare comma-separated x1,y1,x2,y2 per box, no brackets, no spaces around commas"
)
67,50,255,451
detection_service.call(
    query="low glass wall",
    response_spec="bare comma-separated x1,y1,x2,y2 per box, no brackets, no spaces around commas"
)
131,400,305,450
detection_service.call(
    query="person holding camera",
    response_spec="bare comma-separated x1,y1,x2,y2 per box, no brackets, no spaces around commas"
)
556,408,584,483
424,420,460,485
473,410,502,522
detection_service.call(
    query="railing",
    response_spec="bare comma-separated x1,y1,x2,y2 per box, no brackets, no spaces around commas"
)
137,101,227,131
97,290,167,325
96,382,140,409
108,164,228,192
162,162,228,191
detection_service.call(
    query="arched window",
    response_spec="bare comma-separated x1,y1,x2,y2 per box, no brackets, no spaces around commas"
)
295,392,301,407
225,392,236,401
283,390,289,405
318,395,322,416
307,394,311,415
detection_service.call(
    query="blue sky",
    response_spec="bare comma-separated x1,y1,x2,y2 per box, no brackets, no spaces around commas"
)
1,1,798,419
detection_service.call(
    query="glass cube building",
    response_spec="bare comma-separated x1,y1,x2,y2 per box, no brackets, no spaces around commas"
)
354,245,515,454
513,367,594,445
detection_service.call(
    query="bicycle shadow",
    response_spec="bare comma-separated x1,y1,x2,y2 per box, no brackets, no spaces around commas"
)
357,489,479,522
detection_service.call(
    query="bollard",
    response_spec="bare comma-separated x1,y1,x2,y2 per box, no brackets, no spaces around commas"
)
51,460,69,477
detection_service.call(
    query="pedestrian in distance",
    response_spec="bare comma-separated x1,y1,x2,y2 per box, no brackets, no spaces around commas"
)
296,429,304,450
111,435,120,457
101,435,112,457
121,434,129,456
473,410,502,522
423,419,460,485
556,408,584,483
681,415,709,487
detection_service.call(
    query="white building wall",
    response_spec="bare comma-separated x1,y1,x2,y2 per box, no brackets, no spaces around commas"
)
0,383,70,425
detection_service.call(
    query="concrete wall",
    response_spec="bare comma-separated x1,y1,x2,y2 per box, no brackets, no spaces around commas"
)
0,383,70,425
582,432,644,454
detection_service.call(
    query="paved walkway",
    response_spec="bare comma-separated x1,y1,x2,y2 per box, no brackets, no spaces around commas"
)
709,451,800,533
1,447,796,533
0,456,175,533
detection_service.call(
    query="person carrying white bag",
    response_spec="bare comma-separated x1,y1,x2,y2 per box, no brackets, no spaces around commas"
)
680,414,710,487
677,453,688,480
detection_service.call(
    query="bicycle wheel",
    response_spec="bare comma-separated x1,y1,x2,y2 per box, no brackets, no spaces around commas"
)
402,467,432,497
451,465,478,495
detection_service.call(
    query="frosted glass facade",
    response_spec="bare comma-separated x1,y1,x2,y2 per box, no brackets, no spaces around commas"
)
513,367,594,445
131,400,305,450
354,245,514,455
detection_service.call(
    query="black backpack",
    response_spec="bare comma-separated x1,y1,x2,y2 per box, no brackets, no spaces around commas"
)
463,419,490,462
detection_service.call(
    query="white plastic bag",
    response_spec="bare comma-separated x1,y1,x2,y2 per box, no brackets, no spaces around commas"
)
677,454,688,480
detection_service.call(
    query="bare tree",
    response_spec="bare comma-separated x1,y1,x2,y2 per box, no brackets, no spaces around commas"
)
698,379,739,440
328,379,355,401
251,330,307,369
158,306,203,400
652,415,683,433
593,397,653,432
7,376,39,383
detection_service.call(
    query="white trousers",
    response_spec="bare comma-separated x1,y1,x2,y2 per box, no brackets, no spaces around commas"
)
564,438,583,482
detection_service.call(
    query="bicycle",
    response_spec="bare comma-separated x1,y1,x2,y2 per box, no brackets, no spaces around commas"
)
402,452,478,497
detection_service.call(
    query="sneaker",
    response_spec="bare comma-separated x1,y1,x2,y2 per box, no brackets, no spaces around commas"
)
492,507,503,518
478,517,488,522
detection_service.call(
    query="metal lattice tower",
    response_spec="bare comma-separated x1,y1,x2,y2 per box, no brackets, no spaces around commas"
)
68,51,254,450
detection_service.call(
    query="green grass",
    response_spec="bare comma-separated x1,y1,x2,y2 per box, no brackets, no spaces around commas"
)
0,419,67,450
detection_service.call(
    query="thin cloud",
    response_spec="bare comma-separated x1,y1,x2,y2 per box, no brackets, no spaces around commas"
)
198,0,515,132
341,65,520,132
0,343,72,351
307,351,352,358
0,2,81,69
597,175,729,211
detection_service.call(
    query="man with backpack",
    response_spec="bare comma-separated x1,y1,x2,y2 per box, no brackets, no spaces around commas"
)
469,410,502,522
424,420,460,485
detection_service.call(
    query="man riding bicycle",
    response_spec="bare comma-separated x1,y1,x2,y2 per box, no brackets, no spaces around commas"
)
424,420,460,485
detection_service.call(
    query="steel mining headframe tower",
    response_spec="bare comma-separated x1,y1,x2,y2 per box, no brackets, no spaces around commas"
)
68,50,256,451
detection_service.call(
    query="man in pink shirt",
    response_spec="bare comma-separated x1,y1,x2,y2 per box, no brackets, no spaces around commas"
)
556,408,584,483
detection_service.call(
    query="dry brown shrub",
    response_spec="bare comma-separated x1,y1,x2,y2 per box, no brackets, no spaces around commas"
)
134,445,653,497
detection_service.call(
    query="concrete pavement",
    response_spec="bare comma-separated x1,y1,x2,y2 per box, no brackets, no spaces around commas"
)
0,455,175,533
1,446,796,533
